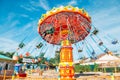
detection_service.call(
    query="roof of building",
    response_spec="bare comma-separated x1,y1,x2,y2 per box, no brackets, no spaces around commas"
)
0,54,13,60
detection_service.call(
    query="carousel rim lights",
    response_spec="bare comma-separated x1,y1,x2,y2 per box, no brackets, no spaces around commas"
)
38,6,91,25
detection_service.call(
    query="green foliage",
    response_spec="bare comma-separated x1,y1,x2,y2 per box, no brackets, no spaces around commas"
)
74,64,91,72
0,51,4,55
93,63,99,72
49,58,55,64
54,52,60,64
48,51,60,66
85,65,91,72
24,56,34,59
18,58,23,63
38,53,45,58
37,53,47,65
74,64,80,72
0,51,15,58
39,57,47,64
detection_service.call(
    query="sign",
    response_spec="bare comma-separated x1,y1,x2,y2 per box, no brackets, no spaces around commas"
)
22,58,33,63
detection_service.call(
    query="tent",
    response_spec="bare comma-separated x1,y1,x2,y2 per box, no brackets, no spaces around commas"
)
95,53,120,68
78,52,120,66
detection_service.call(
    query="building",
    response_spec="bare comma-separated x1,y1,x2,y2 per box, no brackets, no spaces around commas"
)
0,54,17,76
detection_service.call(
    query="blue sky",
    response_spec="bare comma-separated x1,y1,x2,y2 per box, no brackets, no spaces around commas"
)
0,0,120,60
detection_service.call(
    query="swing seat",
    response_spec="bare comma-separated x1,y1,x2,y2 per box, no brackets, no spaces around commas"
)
98,41,103,46
69,40,74,43
19,42,25,48
104,48,109,53
56,50,60,53
112,40,118,44
36,43,43,48
90,56,93,59
78,49,83,52
86,28,90,32
94,57,97,59
92,29,99,35
92,51,95,55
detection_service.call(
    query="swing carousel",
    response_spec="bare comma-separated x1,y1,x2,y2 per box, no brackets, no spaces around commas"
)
12,5,120,79
38,6,92,80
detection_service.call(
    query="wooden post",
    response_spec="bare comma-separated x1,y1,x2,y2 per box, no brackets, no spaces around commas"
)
3,70,6,80
114,67,117,73
12,74,15,80
104,67,106,73
111,73,114,80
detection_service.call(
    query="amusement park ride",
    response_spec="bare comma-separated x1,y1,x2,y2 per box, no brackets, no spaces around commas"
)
12,6,119,80
37,6,98,80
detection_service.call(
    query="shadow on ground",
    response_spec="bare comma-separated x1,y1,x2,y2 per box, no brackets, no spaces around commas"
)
75,73,99,78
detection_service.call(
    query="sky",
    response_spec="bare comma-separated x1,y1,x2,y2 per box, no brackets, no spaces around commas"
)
0,0,120,60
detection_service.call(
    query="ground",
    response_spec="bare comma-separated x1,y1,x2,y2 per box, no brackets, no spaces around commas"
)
13,69,120,80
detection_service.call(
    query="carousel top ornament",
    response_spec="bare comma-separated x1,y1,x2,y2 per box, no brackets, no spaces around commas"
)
38,6,92,45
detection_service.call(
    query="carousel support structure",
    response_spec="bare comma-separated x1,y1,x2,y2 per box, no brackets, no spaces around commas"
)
59,40,75,80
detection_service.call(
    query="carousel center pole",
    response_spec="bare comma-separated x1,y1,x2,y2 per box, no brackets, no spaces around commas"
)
59,40,75,80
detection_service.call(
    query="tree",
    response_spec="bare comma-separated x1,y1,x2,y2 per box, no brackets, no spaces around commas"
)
54,51,60,65
85,65,91,72
49,51,60,65
49,58,55,64
93,63,99,72
0,51,15,58
5,52,15,58
37,53,47,64
0,51,4,55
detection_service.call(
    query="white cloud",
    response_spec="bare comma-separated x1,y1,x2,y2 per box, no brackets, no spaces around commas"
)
6,13,15,21
0,38,18,52
91,6,120,41
20,5,39,12
22,20,37,31
68,0,77,6
0,13,20,29
11,20,20,27
0,20,37,41
38,0,50,11
20,14,29,18
21,0,50,11
56,0,78,7
106,26,120,40
0,13,20,39
92,7,120,29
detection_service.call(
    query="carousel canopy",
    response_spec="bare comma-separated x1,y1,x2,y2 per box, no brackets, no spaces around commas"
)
38,6,91,45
